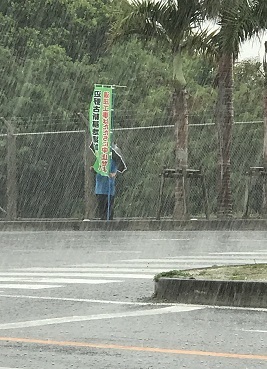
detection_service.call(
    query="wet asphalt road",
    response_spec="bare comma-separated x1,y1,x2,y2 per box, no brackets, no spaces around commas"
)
0,230,266,369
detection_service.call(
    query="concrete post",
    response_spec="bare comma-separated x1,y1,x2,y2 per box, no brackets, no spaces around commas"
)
1,118,17,220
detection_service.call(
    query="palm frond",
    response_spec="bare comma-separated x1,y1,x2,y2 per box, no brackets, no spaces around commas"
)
159,0,203,48
110,0,205,50
200,0,224,19
251,0,267,31
181,29,219,62
110,0,170,45
202,0,267,56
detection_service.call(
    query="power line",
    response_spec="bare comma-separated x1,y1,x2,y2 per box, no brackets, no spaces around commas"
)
0,120,264,137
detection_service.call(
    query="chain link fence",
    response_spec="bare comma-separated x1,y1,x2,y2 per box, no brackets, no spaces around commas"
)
16,131,85,218
0,129,7,218
0,120,264,219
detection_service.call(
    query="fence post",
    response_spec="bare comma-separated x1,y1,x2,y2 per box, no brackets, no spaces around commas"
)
78,113,96,219
2,119,17,220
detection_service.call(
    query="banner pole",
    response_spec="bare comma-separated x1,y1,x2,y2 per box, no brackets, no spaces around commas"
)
107,86,115,221
89,84,117,221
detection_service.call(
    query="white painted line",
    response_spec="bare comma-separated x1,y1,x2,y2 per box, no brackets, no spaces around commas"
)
242,329,267,333
11,258,267,271
11,250,49,253
151,239,190,241
209,252,267,255
210,306,267,313
0,305,204,330
0,275,151,281
4,263,263,273
8,265,188,271
168,258,267,262
0,294,184,306
14,265,157,271
0,367,24,369
222,239,266,242
0,284,62,290
0,270,175,276
96,251,141,253
0,278,122,284
122,257,267,262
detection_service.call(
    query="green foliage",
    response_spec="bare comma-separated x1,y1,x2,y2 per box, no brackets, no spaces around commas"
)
234,60,264,121
98,38,172,128
0,0,111,61
154,270,194,282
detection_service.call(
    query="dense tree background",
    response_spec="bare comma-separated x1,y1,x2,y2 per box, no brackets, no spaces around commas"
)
0,0,265,218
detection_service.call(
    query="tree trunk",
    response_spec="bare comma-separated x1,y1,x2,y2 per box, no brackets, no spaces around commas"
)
172,51,188,220
262,41,267,217
216,53,234,218
172,87,189,219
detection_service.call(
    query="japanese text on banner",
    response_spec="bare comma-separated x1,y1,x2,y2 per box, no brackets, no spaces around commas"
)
89,86,113,176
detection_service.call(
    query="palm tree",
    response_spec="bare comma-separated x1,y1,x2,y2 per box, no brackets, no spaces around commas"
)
202,0,267,218
111,0,211,219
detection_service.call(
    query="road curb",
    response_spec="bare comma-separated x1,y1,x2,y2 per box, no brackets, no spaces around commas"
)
154,278,267,308
0,218,267,231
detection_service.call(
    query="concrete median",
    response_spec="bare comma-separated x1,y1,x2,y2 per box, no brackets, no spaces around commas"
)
154,278,267,308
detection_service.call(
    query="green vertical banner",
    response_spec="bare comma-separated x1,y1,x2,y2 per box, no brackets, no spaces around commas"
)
89,85,113,176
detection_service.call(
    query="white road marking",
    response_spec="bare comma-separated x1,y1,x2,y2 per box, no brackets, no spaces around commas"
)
1,294,266,313
122,257,267,262
242,329,267,333
151,239,190,241
0,278,122,284
96,251,141,253
0,251,265,291
0,367,24,369
0,294,182,306
224,239,266,242
9,255,267,271
210,306,267,313
11,250,49,253
0,305,204,330
209,252,267,255
0,270,182,276
118,259,267,264
0,284,62,290
7,265,212,271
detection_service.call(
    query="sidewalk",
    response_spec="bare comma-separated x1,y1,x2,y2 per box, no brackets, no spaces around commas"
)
0,218,267,231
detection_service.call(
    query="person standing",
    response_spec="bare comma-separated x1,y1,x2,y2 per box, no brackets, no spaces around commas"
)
94,159,118,220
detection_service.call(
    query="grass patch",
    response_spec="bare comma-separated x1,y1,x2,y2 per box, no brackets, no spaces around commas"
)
154,264,267,281
154,270,194,282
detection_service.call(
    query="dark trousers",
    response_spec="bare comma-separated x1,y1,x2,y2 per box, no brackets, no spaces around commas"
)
96,194,115,220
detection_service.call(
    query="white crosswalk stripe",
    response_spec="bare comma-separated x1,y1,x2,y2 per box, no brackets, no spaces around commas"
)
0,284,62,290
0,306,204,330
0,250,266,291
